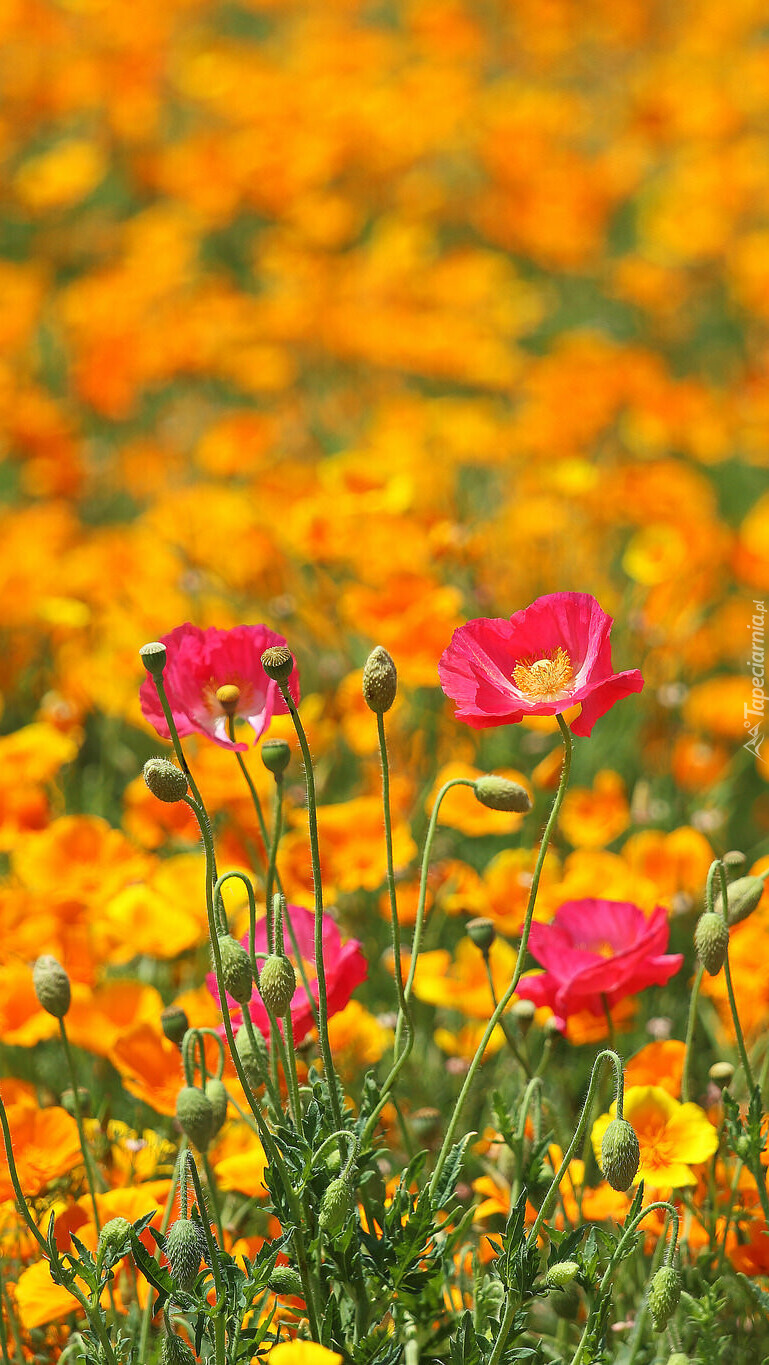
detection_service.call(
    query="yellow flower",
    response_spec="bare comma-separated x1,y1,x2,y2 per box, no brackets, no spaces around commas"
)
592,1086,718,1193
269,1346,343,1365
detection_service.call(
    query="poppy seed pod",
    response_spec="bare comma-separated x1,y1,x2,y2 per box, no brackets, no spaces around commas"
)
648,1266,682,1332
694,912,729,976
466,917,496,951
175,1087,215,1152
261,645,294,683
139,641,167,677
33,955,71,1018
258,955,297,1016
217,934,253,1005
318,1177,353,1236
600,1117,640,1191
473,775,531,813
362,646,398,713
261,737,291,776
715,875,764,928
143,758,188,803
161,1005,189,1047
165,1218,206,1292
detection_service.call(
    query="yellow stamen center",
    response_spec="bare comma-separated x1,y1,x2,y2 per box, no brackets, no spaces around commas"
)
512,647,573,701
216,683,241,716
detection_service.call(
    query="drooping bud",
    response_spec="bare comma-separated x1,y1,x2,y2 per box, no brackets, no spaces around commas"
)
215,684,240,716
261,645,294,683
694,912,729,976
600,1118,640,1191
217,935,253,1005
708,1060,734,1090
165,1217,206,1292
318,1177,353,1236
261,737,290,776
466,917,496,952
139,641,167,678
160,1334,197,1365
647,1265,682,1332
268,1266,304,1297
97,1217,132,1263
473,775,531,814
33,956,71,1018
161,1005,189,1047
362,646,398,714
545,1261,580,1289
235,1023,268,1085
143,758,188,803
175,1087,215,1152
205,1079,228,1136
258,955,297,1016
715,874,764,928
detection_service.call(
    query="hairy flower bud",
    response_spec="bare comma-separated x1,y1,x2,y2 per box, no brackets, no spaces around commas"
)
205,1079,228,1136
217,934,253,1005
261,737,291,776
258,955,297,1016
235,1023,268,1085
546,1261,580,1289
715,874,764,928
139,641,167,677
165,1217,206,1292
466,917,496,952
473,775,531,813
600,1117,640,1191
694,912,729,976
648,1266,682,1332
362,646,398,713
33,955,71,1019
261,645,294,683
143,758,188,803
97,1217,132,1263
268,1266,305,1297
160,1334,197,1365
318,1177,353,1236
175,1087,215,1152
161,1005,189,1047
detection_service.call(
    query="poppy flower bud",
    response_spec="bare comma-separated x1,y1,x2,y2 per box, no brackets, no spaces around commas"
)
205,1079,228,1136
33,955,71,1018
362,646,398,713
235,1023,268,1084
161,1005,189,1047
165,1217,206,1292
708,1060,734,1090
175,1087,215,1152
217,935,253,1005
318,1177,353,1236
261,737,290,776
648,1265,682,1332
694,912,729,976
473,775,532,814
268,1266,304,1297
161,1334,197,1365
258,955,296,1016
466,917,496,952
600,1117,640,1191
715,874,764,927
261,646,294,683
97,1217,132,1263
139,641,167,678
545,1261,580,1289
143,758,188,803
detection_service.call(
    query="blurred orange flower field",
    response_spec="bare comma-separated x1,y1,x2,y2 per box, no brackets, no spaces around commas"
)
1,1,769,1361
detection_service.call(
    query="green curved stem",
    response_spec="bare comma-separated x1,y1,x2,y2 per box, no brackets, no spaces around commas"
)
716,861,756,1094
681,964,704,1105
187,1154,226,1365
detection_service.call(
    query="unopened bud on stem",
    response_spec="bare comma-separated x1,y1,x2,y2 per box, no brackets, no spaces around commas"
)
362,646,398,713
144,758,188,803
473,775,531,813
33,956,71,1018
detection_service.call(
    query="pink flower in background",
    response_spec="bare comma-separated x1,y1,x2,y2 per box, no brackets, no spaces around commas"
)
139,623,300,752
208,903,367,1045
438,592,643,736
515,899,683,1032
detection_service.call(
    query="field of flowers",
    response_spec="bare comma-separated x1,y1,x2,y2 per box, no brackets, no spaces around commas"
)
2,1,769,1363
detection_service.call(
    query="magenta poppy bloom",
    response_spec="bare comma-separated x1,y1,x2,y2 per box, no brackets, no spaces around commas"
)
208,903,368,1045
139,623,300,752
438,592,643,736
515,899,683,1032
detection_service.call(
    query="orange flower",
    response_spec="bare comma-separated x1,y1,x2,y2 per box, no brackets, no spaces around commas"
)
558,770,630,848
0,1105,83,1201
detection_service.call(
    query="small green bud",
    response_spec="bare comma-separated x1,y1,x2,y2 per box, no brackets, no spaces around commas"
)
175,1087,215,1152
268,1266,305,1297
473,775,531,813
694,912,729,976
549,1282,580,1320
600,1117,640,1191
466,917,496,951
723,850,746,877
362,646,398,713
648,1265,682,1332
205,1078,228,1136
261,737,290,776
143,758,188,803
735,1133,752,1161
97,1217,132,1263
261,645,294,683
318,1177,352,1236
715,874,764,928
165,1218,206,1292
235,1023,268,1084
511,999,536,1033
139,641,167,677
61,1087,90,1117
217,934,253,1005
160,1331,197,1365
161,1005,189,1047
709,1060,734,1089
666,1355,690,1365
258,955,296,1016
33,955,71,1018
546,1261,580,1289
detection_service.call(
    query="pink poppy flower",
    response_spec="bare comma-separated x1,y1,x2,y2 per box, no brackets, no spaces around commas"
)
515,899,683,1032
438,592,643,736
139,623,300,752
208,903,367,1045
